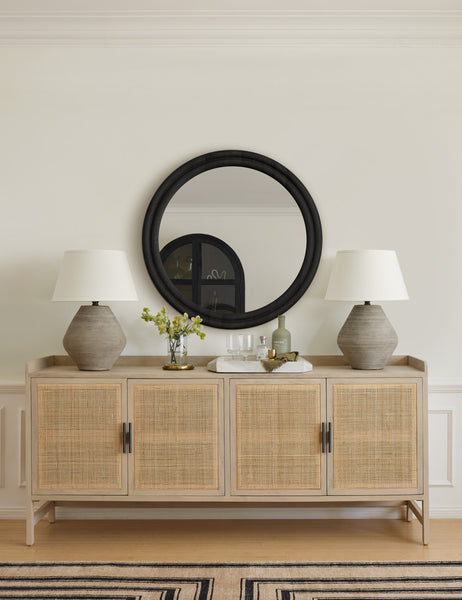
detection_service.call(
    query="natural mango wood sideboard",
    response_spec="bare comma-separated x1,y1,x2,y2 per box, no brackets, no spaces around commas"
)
25,354,429,545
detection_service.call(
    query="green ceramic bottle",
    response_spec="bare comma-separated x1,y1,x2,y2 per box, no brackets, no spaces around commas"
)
272,315,291,355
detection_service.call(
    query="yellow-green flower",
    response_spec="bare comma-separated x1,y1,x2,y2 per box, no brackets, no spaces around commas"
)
141,306,206,341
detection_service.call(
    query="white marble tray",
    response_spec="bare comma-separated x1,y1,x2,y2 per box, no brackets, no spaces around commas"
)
207,356,313,373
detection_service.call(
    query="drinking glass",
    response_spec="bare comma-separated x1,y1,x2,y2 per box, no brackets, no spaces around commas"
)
225,334,241,360
239,334,254,361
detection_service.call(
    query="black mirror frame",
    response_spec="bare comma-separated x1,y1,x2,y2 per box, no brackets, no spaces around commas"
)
142,149,322,329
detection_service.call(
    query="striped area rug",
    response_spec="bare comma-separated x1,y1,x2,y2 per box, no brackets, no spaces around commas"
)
0,561,461,599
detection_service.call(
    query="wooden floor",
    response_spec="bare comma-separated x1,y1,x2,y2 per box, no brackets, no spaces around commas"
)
1,519,461,562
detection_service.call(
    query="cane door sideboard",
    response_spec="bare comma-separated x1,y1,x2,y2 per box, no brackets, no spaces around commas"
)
25,355,428,546
231,379,326,495
327,380,423,496
128,379,224,495
32,379,127,496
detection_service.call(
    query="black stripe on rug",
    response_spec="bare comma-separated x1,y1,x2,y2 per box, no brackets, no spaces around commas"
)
0,561,461,600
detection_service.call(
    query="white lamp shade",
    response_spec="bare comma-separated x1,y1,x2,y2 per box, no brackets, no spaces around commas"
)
52,249,138,302
325,249,409,302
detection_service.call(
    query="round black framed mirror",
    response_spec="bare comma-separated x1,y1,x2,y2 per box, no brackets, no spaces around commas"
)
142,150,322,329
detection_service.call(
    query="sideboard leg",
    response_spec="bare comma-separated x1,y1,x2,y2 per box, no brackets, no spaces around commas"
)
404,501,413,522
26,500,55,545
422,498,430,545
26,499,34,546
47,502,56,524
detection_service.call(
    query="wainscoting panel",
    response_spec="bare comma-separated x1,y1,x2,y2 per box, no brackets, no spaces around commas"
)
18,409,26,489
428,384,462,518
429,410,453,487
0,382,461,519
0,385,26,517
0,406,4,488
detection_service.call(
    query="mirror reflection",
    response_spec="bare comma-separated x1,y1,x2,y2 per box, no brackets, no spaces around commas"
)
159,166,306,313
160,233,245,315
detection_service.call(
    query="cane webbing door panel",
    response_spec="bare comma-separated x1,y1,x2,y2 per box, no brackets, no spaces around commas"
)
231,380,326,495
328,379,422,495
129,380,224,495
32,380,127,495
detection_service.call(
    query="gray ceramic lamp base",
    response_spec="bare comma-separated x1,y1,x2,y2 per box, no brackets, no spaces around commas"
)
63,304,126,371
337,303,398,370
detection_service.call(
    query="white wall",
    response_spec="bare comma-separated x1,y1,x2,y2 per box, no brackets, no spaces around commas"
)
1,12,461,517
1,44,461,381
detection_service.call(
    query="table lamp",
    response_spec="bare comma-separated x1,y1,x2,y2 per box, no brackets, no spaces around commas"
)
52,249,138,370
325,249,408,369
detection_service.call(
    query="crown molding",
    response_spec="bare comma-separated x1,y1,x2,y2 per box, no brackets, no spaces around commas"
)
0,9,461,47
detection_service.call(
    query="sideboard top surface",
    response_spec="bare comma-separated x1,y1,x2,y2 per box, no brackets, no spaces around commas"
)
26,355,427,379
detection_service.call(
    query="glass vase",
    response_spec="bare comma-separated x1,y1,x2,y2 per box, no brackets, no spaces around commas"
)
164,335,193,370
